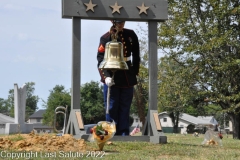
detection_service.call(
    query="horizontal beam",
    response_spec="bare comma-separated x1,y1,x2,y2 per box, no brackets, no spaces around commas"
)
62,0,168,21
79,134,167,143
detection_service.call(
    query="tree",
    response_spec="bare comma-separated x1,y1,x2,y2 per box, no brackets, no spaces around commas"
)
7,82,39,121
131,25,149,126
158,56,198,133
42,85,71,128
7,89,14,117
158,0,240,138
80,81,105,124
43,81,105,129
0,98,10,115
25,82,39,120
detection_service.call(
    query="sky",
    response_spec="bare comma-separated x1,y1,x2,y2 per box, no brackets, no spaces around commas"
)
0,0,148,109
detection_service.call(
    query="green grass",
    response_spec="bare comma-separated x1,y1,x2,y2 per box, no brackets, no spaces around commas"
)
7,134,24,142
0,133,240,160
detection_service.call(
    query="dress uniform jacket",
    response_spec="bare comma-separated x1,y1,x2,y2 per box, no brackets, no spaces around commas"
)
97,28,140,87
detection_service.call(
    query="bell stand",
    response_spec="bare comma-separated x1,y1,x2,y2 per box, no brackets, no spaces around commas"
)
64,18,166,144
62,0,168,144
65,18,86,136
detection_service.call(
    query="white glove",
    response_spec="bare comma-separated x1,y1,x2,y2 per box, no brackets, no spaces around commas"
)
105,77,115,87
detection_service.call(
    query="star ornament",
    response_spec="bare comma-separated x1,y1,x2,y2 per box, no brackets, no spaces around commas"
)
137,2,149,15
110,2,122,14
84,0,97,12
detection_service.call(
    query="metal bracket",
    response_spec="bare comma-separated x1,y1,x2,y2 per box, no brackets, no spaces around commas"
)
65,109,86,136
141,110,167,143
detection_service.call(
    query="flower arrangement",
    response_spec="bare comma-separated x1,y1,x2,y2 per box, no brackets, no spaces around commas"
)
206,139,218,145
218,133,223,139
88,121,116,151
201,130,223,146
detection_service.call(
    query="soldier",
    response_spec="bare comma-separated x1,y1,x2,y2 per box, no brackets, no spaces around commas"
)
97,20,140,136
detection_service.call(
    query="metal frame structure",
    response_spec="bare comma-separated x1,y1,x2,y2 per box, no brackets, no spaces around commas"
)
62,0,168,143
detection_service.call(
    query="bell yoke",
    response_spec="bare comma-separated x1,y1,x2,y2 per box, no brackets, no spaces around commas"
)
97,20,140,135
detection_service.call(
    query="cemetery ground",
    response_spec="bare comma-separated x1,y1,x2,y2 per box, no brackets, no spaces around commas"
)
0,132,239,160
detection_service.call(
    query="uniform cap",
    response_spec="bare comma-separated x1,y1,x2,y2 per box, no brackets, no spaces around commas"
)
111,20,125,23
115,20,125,23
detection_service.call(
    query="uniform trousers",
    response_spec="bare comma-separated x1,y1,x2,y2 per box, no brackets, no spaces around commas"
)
104,84,134,136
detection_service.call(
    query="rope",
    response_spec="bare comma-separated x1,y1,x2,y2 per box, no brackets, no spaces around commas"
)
106,71,116,114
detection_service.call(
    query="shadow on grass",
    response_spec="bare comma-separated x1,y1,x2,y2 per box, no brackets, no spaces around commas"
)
104,150,120,155
167,141,205,147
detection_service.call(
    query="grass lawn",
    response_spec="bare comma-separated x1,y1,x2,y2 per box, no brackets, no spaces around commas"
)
0,133,240,160
97,133,240,160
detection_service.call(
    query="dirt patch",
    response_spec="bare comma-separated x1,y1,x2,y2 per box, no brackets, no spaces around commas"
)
0,131,88,152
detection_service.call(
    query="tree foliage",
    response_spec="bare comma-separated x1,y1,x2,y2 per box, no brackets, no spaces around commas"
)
131,25,149,126
80,81,105,124
0,98,10,115
42,85,71,127
43,81,105,128
158,0,240,138
158,56,196,132
25,82,39,120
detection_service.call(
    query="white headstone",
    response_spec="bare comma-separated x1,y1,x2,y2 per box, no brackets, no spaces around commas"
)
14,83,26,125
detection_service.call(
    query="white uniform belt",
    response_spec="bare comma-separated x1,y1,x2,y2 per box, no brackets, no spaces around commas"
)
124,56,131,61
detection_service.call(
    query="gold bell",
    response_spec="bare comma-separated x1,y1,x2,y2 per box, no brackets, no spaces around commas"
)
99,40,128,70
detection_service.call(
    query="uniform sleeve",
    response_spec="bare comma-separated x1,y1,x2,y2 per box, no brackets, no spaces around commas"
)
131,31,140,75
97,34,111,82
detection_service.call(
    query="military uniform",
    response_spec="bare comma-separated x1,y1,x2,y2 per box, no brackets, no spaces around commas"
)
97,28,140,135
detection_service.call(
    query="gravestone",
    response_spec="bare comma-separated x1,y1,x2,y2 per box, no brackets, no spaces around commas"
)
5,84,33,134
